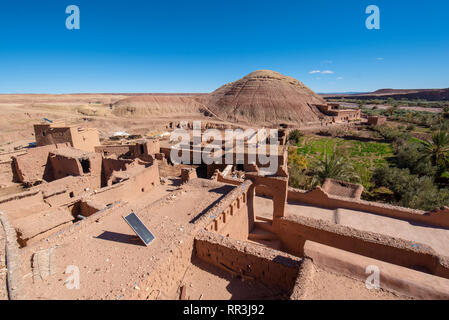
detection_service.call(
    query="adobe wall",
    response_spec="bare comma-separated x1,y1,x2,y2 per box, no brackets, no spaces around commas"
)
160,147,286,172
0,191,49,221
48,154,82,180
332,110,361,123
215,173,244,186
204,189,249,241
12,144,70,185
181,168,197,184
128,234,197,300
246,173,288,219
34,125,72,147
287,187,449,229
143,140,160,156
48,151,102,182
94,145,132,158
272,214,449,279
188,179,251,239
34,175,101,207
102,158,133,186
195,230,302,293
92,163,160,204
0,160,14,185
69,128,100,152
368,116,387,126
303,241,449,300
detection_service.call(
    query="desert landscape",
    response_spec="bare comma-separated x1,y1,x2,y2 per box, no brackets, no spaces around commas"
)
1,68,449,301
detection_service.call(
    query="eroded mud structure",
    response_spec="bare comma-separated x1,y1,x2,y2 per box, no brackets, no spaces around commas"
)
1,120,449,300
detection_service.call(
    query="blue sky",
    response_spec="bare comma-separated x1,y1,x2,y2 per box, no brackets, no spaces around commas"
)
0,0,448,93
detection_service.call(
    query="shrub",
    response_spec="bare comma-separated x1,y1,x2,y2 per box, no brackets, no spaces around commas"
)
288,129,304,145
372,165,449,210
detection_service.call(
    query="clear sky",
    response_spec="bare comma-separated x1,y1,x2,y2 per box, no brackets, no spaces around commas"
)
0,0,448,93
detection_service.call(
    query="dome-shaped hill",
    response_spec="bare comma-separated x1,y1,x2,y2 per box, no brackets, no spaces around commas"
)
204,70,327,125
112,95,207,117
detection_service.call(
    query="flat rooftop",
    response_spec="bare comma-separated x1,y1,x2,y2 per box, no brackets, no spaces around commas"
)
19,179,235,299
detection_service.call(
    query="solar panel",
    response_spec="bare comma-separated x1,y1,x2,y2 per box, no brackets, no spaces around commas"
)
123,212,155,246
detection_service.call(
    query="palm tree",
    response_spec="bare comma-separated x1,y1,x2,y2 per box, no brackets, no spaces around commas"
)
309,152,360,186
420,130,449,167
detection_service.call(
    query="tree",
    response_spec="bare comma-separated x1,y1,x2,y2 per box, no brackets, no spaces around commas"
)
309,152,360,186
420,130,449,167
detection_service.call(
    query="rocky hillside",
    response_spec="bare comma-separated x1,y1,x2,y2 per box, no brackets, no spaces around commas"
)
203,70,327,125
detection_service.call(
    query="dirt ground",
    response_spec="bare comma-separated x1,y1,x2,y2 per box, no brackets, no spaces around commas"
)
0,94,211,152
166,257,286,300
301,265,409,300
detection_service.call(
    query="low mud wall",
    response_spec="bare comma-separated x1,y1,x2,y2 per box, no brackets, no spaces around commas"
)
205,190,249,241
0,191,49,220
274,214,449,279
101,158,133,186
198,180,252,241
288,187,449,229
195,230,301,292
304,241,449,300
93,164,160,204
94,145,132,157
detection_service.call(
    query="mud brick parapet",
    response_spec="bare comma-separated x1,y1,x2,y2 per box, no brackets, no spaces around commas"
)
195,230,302,293
196,180,252,239
273,214,449,279
288,187,449,229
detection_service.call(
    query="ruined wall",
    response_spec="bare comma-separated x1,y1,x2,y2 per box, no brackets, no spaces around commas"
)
181,168,197,184
48,151,102,182
0,191,49,221
34,125,72,147
69,128,100,152
368,116,387,126
160,146,286,173
34,175,101,207
93,163,160,204
101,158,133,186
143,140,160,155
0,160,14,185
195,230,302,292
12,144,70,185
94,145,132,158
48,154,82,180
128,233,197,300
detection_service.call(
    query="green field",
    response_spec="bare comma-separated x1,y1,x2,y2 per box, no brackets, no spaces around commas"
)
293,136,394,190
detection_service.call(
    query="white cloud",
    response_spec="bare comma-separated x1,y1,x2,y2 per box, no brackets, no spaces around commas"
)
376,57,384,61
337,77,343,80
309,70,335,74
